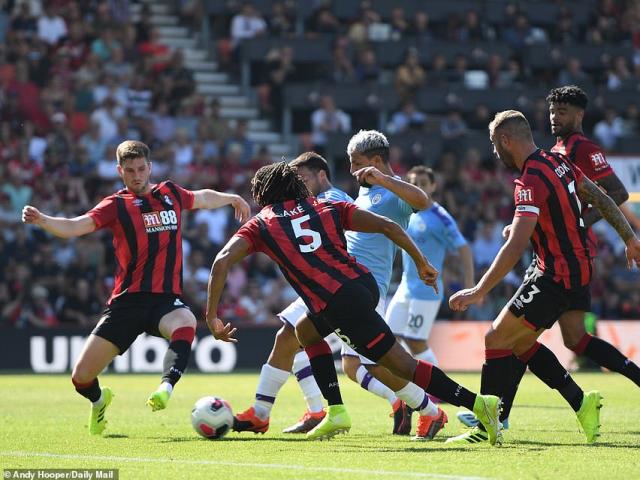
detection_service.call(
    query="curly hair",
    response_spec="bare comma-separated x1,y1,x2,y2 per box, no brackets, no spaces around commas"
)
251,161,310,206
546,85,588,110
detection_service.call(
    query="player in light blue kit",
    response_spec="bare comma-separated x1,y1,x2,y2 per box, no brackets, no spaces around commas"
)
386,166,474,367
338,131,449,439
384,166,474,439
233,152,355,435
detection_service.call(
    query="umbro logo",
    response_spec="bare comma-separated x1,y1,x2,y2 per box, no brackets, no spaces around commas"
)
133,199,143,207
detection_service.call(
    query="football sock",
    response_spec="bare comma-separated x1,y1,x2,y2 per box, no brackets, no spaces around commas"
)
73,378,102,403
161,326,195,386
520,342,583,412
305,341,343,406
574,333,640,387
292,351,324,413
413,360,477,410
474,350,513,433
414,347,438,367
356,365,397,405
499,355,528,422
254,364,290,420
395,382,438,417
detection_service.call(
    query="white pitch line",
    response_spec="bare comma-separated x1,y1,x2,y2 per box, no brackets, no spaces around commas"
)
1,451,494,480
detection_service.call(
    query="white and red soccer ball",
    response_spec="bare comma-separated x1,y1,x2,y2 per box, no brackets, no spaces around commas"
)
191,396,234,440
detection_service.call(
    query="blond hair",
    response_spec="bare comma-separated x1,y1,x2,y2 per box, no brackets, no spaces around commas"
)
488,110,533,141
116,140,150,166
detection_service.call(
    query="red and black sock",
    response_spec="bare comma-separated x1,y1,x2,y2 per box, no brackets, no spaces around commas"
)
499,355,528,422
72,378,101,403
413,360,477,410
520,342,583,412
162,327,195,386
574,333,640,387
305,341,343,405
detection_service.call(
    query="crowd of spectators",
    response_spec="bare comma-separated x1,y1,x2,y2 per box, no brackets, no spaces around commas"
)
1,0,639,330
0,0,288,329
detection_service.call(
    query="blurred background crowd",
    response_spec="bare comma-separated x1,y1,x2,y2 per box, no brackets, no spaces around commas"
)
1,0,639,329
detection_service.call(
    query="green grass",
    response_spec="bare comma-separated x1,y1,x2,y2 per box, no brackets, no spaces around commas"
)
1,373,638,480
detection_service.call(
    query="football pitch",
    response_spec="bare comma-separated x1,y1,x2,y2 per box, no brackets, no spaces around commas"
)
1,372,638,480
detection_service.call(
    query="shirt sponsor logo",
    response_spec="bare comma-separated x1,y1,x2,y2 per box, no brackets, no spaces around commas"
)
517,188,533,203
590,152,608,171
142,210,178,232
554,162,571,178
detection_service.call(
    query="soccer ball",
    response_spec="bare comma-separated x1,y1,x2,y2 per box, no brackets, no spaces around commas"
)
191,396,234,439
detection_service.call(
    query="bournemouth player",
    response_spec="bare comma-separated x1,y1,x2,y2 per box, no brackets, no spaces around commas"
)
458,86,640,430
233,152,352,435
448,111,640,444
21,140,250,435
206,161,502,444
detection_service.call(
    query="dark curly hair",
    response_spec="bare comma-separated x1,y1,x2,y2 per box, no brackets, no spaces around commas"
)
546,85,588,110
251,161,310,206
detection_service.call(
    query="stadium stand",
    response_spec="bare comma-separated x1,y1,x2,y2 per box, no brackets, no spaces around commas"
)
1,0,639,329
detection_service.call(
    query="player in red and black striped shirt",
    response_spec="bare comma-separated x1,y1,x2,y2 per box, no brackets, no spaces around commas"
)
449,111,640,445
22,140,250,435
459,87,640,433
206,162,504,444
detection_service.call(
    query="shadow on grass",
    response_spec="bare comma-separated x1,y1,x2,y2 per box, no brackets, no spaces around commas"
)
511,439,639,449
104,434,129,439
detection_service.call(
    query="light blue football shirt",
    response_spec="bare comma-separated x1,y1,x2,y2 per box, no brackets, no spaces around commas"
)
399,202,467,301
345,182,413,300
317,187,354,203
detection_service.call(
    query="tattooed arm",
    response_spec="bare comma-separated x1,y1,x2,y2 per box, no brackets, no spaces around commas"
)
581,173,629,228
577,176,640,268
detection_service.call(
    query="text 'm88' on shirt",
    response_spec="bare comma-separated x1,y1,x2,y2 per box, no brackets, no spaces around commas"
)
513,149,592,289
87,181,195,303
234,197,369,315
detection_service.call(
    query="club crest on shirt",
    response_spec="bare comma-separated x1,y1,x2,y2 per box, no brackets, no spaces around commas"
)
164,194,173,206
371,193,382,205
416,219,427,232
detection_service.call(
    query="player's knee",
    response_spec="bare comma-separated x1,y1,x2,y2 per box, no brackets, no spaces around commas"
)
406,339,427,355
484,328,505,350
273,325,299,356
342,357,359,382
71,366,93,387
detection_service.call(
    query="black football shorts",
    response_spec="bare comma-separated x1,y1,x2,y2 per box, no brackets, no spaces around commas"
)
310,273,396,362
92,292,191,354
508,268,591,331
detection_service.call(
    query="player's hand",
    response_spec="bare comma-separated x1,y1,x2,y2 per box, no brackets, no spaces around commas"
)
22,205,44,225
502,224,512,240
417,257,439,294
449,287,484,312
230,195,251,223
207,317,238,343
353,167,386,186
624,236,640,269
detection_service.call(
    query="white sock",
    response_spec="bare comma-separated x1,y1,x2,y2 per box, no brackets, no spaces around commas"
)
395,382,438,417
92,390,104,407
159,382,173,395
254,364,290,420
292,351,324,413
415,347,438,367
355,365,397,405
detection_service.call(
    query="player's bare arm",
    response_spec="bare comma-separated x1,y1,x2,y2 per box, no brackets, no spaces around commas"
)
22,206,96,238
449,215,537,311
352,167,429,210
581,173,629,227
192,189,251,223
577,176,640,268
349,207,438,292
205,236,251,341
